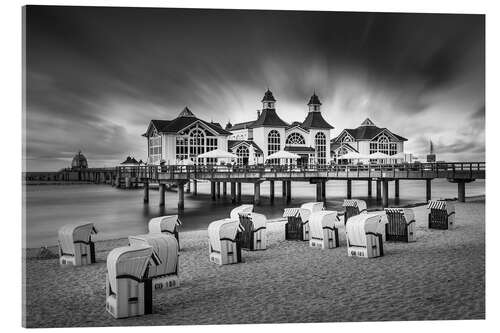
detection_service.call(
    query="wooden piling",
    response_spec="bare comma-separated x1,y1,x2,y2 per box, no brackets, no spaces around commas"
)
237,182,242,203
216,182,221,198
376,180,381,201
223,182,227,197
143,180,149,203
347,180,352,199
368,180,372,197
316,183,322,202
282,181,287,198
426,179,432,202
231,182,236,204
159,183,166,207
211,181,216,201
193,179,197,195
458,181,466,202
382,180,389,208
322,181,326,201
178,182,185,210
394,179,400,198
254,182,261,206
270,180,275,204
286,180,291,203
186,179,191,193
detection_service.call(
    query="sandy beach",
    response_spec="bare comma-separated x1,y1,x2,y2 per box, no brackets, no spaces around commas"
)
23,197,485,327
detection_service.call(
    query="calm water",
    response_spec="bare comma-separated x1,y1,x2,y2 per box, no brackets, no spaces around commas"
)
24,179,485,248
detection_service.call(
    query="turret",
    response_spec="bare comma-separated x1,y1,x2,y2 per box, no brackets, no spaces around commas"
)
307,92,322,112
261,89,276,109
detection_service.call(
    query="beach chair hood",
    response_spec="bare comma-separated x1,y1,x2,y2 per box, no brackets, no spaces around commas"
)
309,211,338,238
128,234,178,278
427,200,454,214
283,208,311,223
230,205,254,220
384,208,415,225
106,245,160,292
240,212,267,230
208,218,244,252
148,215,181,234
300,202,324,213
342,199,367,213
346,213,384,247
58,222,97,256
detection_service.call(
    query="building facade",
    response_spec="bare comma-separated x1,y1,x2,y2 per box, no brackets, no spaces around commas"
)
330,118,407,163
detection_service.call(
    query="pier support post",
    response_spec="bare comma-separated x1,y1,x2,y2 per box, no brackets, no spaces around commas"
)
216,182,221,198
186,180,191,193
382,180,389,208
282,181,287,198
178,182,185,210
125,176,131,189
143,180,149,203
286,180,291,203
231,182,236,204
426,179,432,202
347,180,352,199
322,181,326,202
376,180,381,201
270,180,275,204
193,179,197,195
368,180,372,197
316,183,322,202
223,182,227,197
159,183,166,207
458,181,466,202
254,182,261,206
394,179,400,198
237,182,242,203
211,182,216,201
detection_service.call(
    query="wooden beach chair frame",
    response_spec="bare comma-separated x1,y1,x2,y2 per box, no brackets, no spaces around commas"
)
384,208,416,242
342,199,367,225
208,219,244,265
309,211,340,249
58,223,98,266
238,213,267,251
427,200,455,230
283,208,310,241
148,215,182,248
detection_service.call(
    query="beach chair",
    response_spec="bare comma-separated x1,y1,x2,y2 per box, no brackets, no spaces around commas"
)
129,233,179,291
309,211,340,249
229,204,254,219
345,213,385,258
105,245,161,319
427,200,455,230
58,222,98,266
238,212,267,250
208,218,244,265
342,199,367,225
148,215,182,247
384,208,416,242
283,208,311,241
300,202,324,213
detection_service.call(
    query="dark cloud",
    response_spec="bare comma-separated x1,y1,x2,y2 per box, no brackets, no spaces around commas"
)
24,6,485,170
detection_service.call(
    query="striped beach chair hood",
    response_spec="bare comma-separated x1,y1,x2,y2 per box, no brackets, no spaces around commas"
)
208,218,244,252
309,210,338,239
148,215,181,235
128,234,178,278
342,199,367,212
58,222,97,256
283,208,310,222
230,205,254,220
345,213,384,247
384,208,415,225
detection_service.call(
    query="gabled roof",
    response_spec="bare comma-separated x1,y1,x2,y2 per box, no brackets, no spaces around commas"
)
301,112,334,130
332,119,407,142
227,120,255,131
228,140,264,154
144,115,231,137
249,108,289,128
178,107,195,117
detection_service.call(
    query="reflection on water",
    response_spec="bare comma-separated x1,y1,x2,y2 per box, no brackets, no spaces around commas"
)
24,179,485,248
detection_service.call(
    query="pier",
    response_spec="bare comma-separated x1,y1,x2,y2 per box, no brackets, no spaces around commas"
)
24,162,485,210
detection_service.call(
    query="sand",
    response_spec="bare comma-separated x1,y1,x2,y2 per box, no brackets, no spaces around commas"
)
23,197,485,327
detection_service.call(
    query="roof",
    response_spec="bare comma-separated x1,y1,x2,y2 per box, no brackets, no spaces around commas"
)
146,116,231,136
228,140,263,154
261,89,276,102
227,120,255,131
301,112,334,129
178,107,195,117
121,156,140,165
249,109,289,128
332,119,407,142
284,146,315,153
307,93,322,106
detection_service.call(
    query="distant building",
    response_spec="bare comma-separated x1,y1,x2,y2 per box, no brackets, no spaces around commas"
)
427,140,436,162
71,151,88,169
330,118,407,163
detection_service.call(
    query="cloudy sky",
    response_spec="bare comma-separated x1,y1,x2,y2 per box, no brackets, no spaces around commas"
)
24,6,485,171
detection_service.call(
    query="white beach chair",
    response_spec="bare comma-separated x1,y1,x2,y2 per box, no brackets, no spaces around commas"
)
238,212,267,250
229,204,254,220
427,200,455,229
309,211,340,249
384,208,417,242
148,215,182,246
342,199,368,225
58,222,98,266
283,208,311,241
105,245,161,319
300,202,324,213
345,213,385,258
129,233,179,291
208,218,244,265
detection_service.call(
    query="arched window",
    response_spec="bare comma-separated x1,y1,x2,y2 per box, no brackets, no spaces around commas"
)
236,145,249,165
268,130,280,155
286,132,305,145
175,124,218,163
189,128,205,158
315,132,327,165
342,134,352,143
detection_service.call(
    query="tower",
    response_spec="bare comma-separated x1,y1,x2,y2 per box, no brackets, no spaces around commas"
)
261,89,276,110
307,92,322,112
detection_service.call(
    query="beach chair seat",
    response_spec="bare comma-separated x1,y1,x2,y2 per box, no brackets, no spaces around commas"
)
309,211,340,249
427,200,455,230
283,208,311,241
229,204,254,219
384,208,416,242
342,199,367,225
208,218,244,265
238,212,267,250
58,222,98,266
345,213,385,258
128,233,179,291
105,245,161,319
148,215,182,248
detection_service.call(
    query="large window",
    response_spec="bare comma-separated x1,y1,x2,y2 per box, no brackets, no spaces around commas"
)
149,135,162,164
236,145,250,165
369,134,396,155
268,130,281,155
315,132,327,165
175,137,189,161
175,124,218,163
286,132,305,145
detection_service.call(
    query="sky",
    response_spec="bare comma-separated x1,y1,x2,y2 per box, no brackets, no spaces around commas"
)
24,6,485,171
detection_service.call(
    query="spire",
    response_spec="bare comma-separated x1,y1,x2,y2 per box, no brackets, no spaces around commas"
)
261,89,276,109
178,106,195,117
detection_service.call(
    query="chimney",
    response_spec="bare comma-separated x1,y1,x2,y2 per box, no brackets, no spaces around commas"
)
257,110,261,118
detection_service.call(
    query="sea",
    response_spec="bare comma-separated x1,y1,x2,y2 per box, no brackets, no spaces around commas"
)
23,179,485,248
